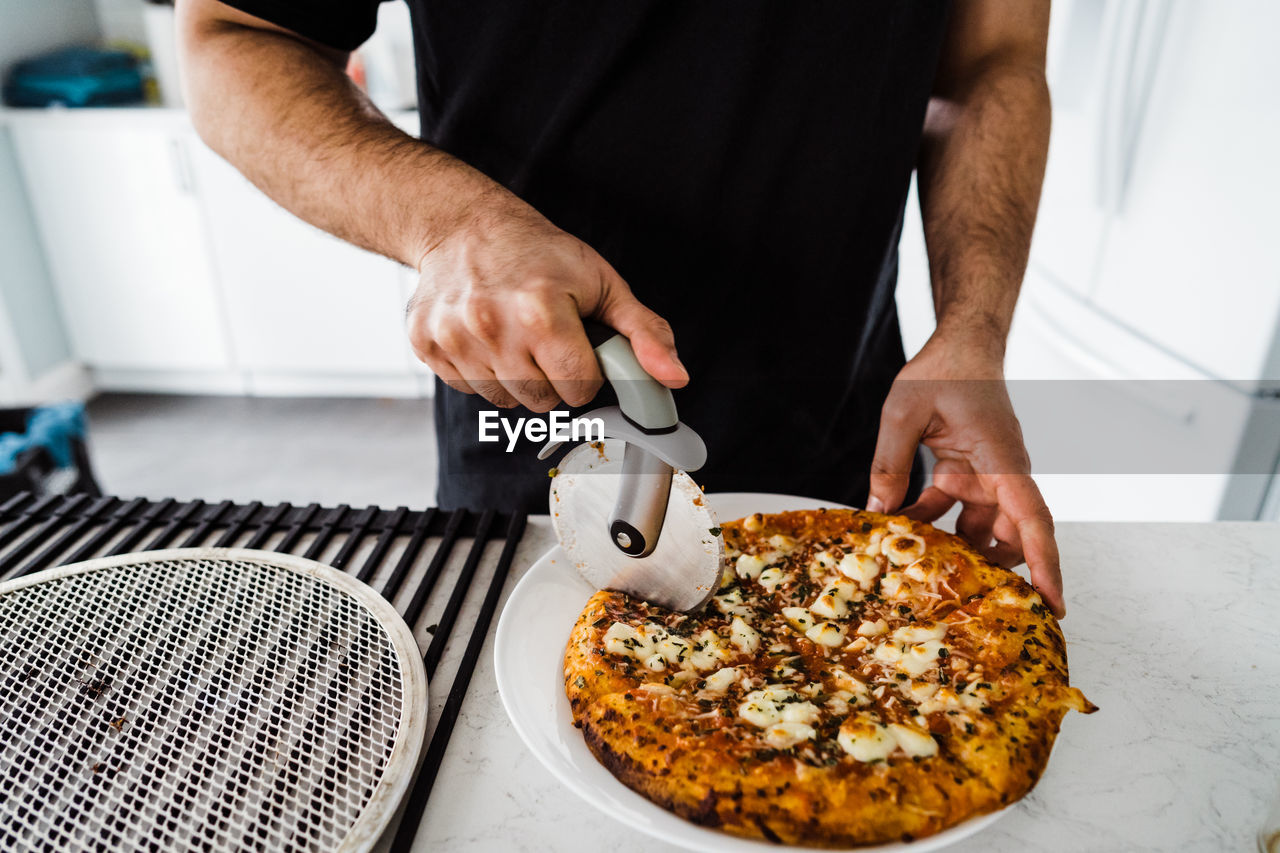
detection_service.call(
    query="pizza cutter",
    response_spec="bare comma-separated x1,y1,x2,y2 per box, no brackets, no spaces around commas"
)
539,322,724,611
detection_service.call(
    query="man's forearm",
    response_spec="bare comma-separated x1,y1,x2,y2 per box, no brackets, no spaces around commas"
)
916,59,1050,356
178,3,505,268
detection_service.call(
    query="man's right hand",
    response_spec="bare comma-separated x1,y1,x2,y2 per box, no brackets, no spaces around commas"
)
177,1,684,414
407,196,688,412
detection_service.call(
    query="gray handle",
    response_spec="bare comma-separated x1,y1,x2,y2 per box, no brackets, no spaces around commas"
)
582,320,678,432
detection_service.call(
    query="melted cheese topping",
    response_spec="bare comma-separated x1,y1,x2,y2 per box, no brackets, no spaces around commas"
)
689,629,729,670
714,587,752,617
990,585,1043,610
730,616,761,653
805,621,847,647
904,680,939,704
758,567,788,592
825,691,851,715
590,511,1044,773
887,723,938,757
863,528,886,556
884,533,926,566
782,607,815,632
829,668,872,707
872,642,902,665
839,552,882,587
900,640,946,677
812,550,839,571
639,682,674,695
915,681,989,715
764,722,816,749
904,559,931,582
739,687,819,728
735,554,767,579
767,534,798,553
701,667,740,694
880,572,908,600
809,588,848,620
603,622,668,660
837,717,896,762
657,635,691,666
856,618,888,637
891,622,947,644
838,715,939,762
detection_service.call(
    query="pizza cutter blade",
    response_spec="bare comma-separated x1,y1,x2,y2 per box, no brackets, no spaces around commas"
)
550,438,723,612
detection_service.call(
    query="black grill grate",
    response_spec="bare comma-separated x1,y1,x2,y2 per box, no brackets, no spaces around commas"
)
0,491,527,849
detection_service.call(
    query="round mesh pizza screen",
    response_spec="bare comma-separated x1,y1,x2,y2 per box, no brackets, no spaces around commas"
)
0,553,417,852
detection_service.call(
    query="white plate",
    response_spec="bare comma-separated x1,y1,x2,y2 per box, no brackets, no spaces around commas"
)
494,493,1008,852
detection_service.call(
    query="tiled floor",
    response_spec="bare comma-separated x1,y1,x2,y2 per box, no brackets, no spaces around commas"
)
84,394,439,508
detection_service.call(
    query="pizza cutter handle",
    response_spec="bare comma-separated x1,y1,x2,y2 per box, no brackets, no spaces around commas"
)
581,319,679,433
608,443,673,559
581,319,677,559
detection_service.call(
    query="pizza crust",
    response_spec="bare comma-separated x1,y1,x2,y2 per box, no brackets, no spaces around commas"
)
565,509,1096,847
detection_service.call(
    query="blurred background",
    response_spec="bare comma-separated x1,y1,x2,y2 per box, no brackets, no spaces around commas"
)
0,0,1276,521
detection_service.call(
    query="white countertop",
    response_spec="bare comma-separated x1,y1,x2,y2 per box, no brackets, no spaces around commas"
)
405,518,1280,852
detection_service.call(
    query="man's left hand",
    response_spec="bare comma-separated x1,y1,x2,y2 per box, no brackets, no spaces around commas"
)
866,335,1064,618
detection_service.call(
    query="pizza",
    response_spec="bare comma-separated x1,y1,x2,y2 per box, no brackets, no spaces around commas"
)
563,508,1095,846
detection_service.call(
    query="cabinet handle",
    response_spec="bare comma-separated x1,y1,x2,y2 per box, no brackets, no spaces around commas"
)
169,138,195,194
1097,0,1174,214
1113,0,1174,214
1096,0,1144,212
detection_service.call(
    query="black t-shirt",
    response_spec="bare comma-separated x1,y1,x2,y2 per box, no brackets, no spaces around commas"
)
224,0,949,510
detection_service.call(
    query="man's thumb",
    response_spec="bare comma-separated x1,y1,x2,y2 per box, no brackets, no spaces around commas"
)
596,293,688,388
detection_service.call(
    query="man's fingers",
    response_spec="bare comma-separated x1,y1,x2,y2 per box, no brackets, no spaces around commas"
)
982,537,1025,570
980,512,1026,568
1021,515,1063,617
867,390,925,514
900,486,956,523
529,322,604,408
595,290,689,389
955,502,998,550
424,357,478,396
993,474,1064,618
454,362,518,409
494,356,563,413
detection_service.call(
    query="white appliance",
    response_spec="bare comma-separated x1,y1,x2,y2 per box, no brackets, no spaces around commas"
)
897,0,1280,521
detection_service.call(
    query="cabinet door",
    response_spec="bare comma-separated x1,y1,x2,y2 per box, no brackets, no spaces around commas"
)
1006,269,1245,521
12,124,231,371
187,140,414,378
1027,0,1115,296
1090,0,1280,383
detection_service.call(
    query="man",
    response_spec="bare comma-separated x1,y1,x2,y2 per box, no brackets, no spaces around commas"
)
177,0,1064,616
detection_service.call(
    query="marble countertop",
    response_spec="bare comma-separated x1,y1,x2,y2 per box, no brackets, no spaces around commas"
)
404,518,1280,852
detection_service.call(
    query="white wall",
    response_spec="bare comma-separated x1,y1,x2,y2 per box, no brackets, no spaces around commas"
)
0,0,101,73
0,0,99,396
91,0,147,46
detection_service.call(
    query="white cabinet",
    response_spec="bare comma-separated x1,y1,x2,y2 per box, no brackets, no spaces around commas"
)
187,139,420,394
11,121,232,373
1088,0,1280,384
1028,1,1280,385
1026,0,1129,298
6,108,432,398
1005,269,1268,521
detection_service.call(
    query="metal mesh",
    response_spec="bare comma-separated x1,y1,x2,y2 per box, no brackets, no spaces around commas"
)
0,556,407,852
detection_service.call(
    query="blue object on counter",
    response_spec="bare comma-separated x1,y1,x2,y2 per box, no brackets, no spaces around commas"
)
2,46,144,108
0,433,29,471
0,402,86,471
